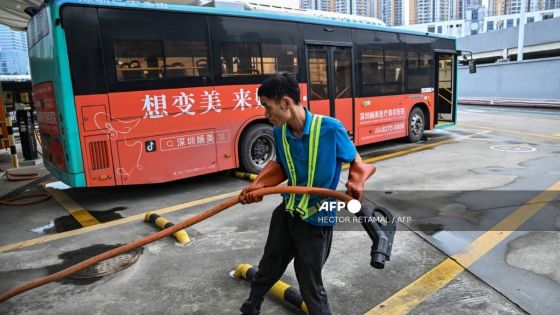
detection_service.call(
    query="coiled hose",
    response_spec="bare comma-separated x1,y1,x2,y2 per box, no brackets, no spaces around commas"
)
0,186,352,303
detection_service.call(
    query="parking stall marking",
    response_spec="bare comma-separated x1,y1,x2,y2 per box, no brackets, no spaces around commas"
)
365,180,560,315
459,123,560,140
0,190,241,253
44,187,100,227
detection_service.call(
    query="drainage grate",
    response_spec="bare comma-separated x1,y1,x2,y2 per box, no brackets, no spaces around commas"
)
70,248,142,279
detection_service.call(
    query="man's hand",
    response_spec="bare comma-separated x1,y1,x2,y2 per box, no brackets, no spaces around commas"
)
239,183,265,204
346,154,376,202
238,161,287,205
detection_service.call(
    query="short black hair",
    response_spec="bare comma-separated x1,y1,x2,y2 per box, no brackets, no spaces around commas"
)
257,72,300,105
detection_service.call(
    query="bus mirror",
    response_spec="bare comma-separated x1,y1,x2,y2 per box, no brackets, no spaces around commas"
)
469,60,477,73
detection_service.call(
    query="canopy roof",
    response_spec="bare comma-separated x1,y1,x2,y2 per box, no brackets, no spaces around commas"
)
0,0,43,31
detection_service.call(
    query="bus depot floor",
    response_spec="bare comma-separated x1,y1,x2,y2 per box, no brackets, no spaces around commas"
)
1,105,559,315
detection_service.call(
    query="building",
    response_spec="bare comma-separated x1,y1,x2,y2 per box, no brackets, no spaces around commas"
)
488,0,546,15
546,0,560,9
413,0,449,24
0,25,29,75
252,1,384,25
397,7,560,36
462,0,482,19
300,0,372,16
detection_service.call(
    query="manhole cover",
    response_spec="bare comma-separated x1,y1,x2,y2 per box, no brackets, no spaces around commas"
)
70,248,142,279
489,144,537,153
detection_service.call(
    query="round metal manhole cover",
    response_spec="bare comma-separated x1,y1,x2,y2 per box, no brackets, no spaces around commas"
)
489,144,537,153
70,248,142,279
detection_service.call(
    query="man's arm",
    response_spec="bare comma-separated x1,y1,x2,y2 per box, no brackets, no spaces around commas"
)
346,153,376,202
333,120,376,201
239,160,287,204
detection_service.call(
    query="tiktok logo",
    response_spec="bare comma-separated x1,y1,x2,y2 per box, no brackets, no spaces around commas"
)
145,140,156,153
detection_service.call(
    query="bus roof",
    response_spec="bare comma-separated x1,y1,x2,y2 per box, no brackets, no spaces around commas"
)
50,0,455,41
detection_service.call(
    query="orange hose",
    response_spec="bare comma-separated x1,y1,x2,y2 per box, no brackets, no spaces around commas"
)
0,192,51,206
4,171,40,181
0,186,352,303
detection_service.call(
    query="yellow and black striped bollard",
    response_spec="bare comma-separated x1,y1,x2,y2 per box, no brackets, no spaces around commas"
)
233,263,308,314
227,170,257,181
5,117,19,168
144,212,190,245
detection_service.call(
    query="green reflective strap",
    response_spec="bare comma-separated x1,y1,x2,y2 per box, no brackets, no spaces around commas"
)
282,124,297,211
297,115,323,216
302,198,329,220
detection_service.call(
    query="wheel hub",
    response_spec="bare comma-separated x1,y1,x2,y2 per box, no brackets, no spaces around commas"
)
410,114,424,136
251,136,274,166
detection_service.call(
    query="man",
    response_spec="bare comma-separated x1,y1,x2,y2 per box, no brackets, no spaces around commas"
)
239,73,375,315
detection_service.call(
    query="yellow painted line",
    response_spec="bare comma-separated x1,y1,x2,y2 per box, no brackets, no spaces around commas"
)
365,180,560,315
44,187,100,227
459,123,560,140
344,129,490,170
343,138,454,170
0,190,240,253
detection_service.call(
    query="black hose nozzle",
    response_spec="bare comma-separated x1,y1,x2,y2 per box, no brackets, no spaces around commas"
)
354,205,396,269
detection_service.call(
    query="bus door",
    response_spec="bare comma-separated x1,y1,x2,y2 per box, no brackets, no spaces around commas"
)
306,45,354,133
435,53,456,124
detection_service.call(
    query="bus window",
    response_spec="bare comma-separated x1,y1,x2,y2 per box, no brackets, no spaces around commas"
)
221,42,262,76
220,43,298,77
408,51,419,70
164,40,209,78
408,51,433,92
308,48,328,100
261,44,298,75
114,40,164,81
384,50,404,93
334,47,352,99
361,49,384,96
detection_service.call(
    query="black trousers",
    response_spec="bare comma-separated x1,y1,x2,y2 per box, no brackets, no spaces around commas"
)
240,203,333,315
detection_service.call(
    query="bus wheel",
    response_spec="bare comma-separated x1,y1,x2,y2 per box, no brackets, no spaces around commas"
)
408,107,425,143
239,123,275,174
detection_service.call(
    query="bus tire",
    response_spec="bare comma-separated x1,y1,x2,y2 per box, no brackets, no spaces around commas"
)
407,107,425,143
239,123,276,174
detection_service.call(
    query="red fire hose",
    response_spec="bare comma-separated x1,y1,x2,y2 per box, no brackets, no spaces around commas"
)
0,186,353,303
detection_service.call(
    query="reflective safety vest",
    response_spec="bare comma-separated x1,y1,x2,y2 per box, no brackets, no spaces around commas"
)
281,114,324,219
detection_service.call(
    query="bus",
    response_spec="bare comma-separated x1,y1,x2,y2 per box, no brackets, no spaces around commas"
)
27,0,459,187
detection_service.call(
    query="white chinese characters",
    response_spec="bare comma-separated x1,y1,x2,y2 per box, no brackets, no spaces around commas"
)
142,88,265,119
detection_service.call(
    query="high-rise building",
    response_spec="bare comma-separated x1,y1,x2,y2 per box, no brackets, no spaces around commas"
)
546,0,560,9
375,0,404,25
0,25,29,75
529,0,546,11
488,0,504,16
300,0,372,16
352,0,371,16
413,0,449,23
463,0,482,18
408,0,417,24
489,0,546,15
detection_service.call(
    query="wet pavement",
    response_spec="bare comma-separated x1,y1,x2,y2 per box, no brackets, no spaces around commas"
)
0,105,559,314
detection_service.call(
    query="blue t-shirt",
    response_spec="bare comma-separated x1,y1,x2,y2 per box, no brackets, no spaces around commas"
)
274,108,357,226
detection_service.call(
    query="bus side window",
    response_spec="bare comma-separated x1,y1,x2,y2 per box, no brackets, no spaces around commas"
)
220,43,261,76
261,44,298,75
164,40,209,79
384,50,405,93
113,40,164,81
360,49,384,96
220,42,298,77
